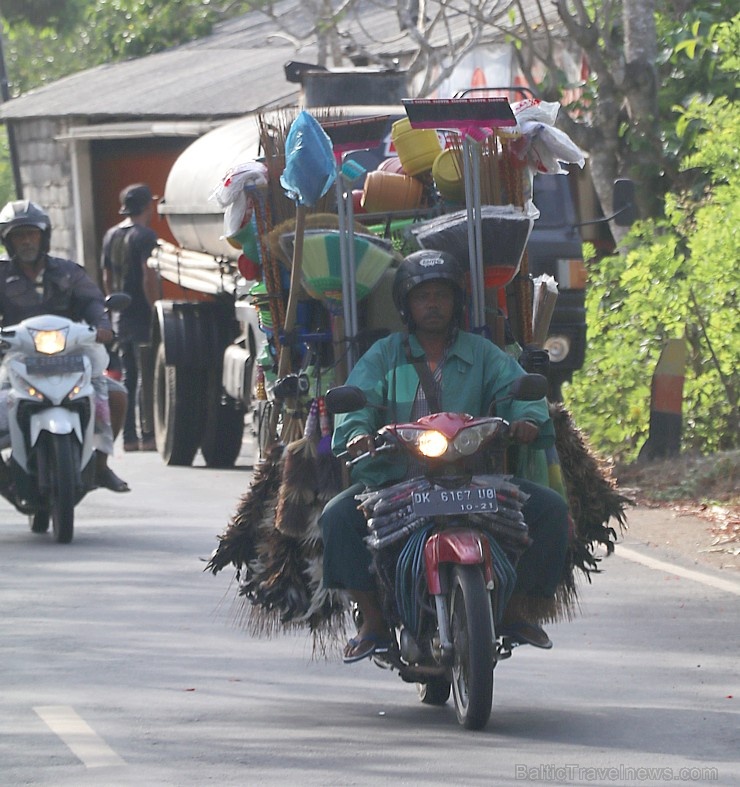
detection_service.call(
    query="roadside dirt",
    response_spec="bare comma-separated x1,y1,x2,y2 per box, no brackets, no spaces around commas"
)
613,450,739,574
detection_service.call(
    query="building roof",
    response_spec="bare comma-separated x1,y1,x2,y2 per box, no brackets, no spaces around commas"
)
0,0,562,122
0,14,307,120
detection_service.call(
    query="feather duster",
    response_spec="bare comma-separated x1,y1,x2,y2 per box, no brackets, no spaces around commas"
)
545,400,633,623
205,443,285,575
275,400,320,537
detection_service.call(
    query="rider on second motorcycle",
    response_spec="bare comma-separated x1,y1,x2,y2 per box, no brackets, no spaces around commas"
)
0,199,129,492
320,250,570,662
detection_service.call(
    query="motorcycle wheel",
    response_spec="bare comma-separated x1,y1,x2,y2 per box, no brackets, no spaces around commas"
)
29,509,50,534
417,677,451,706
449,564,495,730
48,433,77,544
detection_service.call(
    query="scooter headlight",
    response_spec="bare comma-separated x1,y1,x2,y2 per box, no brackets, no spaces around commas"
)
30,328,68,355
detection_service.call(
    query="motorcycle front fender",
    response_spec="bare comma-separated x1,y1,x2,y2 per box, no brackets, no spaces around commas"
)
29,408,83,446
424,530,495,595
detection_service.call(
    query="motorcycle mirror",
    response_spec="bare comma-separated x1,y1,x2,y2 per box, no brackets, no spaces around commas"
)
105,292,132,313
510,374,548,402
612,178,637,227
325,385,367,414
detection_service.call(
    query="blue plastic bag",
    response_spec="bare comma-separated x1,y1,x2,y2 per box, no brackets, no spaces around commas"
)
280,111,336,206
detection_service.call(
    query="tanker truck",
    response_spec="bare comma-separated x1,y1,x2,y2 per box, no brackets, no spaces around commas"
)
145,116,266,468
145,75,632,467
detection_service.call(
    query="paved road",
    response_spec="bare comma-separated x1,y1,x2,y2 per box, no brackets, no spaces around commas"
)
1,437,738,786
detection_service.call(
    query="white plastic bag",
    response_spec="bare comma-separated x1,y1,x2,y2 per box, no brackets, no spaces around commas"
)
518,120,586,174
512,98,560,126
209,161,268,208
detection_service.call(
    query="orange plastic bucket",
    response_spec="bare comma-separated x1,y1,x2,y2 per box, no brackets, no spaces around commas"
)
361,171,423,213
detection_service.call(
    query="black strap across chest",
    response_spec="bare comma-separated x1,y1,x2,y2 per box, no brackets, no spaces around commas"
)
403,337,441,414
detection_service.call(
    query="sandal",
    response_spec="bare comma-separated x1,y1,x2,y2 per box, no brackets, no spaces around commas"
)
499,620,553,649
97,466,131,493
342,634,392,664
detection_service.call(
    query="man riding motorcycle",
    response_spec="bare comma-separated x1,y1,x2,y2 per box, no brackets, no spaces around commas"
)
320,250,570,662
0,199,129,492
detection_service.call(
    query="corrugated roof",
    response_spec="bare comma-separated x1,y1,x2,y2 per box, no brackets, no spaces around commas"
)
0,0,561,121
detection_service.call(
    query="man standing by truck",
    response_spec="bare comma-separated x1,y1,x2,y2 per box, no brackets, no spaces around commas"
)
101,183,159,452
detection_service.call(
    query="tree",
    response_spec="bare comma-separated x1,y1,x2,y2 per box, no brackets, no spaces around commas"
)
563,15,739,460
0,1,254,96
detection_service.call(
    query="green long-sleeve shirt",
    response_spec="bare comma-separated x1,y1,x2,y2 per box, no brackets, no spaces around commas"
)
333,330,554,487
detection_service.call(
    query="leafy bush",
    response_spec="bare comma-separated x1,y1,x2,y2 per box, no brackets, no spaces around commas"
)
565,46,739,462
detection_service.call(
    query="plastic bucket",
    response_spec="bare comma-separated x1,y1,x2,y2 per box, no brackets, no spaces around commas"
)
377,156,406,175
391,118,442,176
432,149,465,203
361,171,423,213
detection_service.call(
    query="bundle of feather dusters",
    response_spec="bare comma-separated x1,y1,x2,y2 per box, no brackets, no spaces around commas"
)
536,401,632,623
205,400,348,654
206,399,631,643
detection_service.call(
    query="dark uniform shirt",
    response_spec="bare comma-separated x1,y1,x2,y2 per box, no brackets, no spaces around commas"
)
0,256,110,331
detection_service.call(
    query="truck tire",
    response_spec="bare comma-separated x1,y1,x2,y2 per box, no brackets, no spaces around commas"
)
200,395,245,468
153,342,205,466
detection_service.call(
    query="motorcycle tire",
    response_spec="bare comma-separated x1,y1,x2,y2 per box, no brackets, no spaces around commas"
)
449,564,495,730
48,433,77,544
29,509,50,534
417,676,451,706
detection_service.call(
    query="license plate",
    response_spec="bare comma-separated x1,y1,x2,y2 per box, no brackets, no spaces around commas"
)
24,355,85,375
412,485,499,516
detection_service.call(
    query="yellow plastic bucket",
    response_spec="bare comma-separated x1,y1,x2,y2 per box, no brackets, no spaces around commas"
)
432,149,465,203
391,118,442,177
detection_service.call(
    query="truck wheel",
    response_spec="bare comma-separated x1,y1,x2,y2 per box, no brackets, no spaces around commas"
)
200,396,245,468
153,343,205,466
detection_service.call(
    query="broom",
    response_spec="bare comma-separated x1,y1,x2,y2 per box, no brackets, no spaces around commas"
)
300,231,398,315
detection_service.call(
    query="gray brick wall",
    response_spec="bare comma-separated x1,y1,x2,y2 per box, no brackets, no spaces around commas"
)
13,118,76,262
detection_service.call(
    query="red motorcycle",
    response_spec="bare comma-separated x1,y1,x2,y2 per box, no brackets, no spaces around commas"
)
325,374,547,730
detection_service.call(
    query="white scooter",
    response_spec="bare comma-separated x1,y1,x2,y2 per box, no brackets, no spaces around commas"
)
0,295,128,543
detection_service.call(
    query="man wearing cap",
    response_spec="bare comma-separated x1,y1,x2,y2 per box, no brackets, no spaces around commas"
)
100,183,159,452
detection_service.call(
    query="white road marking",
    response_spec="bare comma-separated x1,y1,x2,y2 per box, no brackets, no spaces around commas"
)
618,546,740,595
34,705,125,768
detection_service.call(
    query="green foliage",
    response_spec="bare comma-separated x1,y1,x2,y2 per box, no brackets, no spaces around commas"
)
0,0,87,31
83,0,218,60
565,17,740,461
0,1,255,95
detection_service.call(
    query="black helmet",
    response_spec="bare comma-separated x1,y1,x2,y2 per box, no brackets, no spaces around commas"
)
392,249,465,325
0,200,52,258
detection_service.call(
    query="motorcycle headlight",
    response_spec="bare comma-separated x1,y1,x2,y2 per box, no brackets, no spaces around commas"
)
30,328,68,355
452,421,501,456
416,430,448,458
